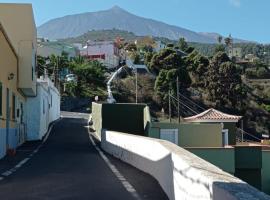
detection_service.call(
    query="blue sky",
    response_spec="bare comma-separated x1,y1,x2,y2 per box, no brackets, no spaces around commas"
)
1,0,269,43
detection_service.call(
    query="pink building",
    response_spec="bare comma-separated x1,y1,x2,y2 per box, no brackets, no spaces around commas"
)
80,40,120,68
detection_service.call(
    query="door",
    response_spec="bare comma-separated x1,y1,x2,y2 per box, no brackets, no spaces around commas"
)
6,88,9,149
160,129,179,145
222,129,229,146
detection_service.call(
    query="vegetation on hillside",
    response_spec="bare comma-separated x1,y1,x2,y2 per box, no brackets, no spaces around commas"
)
114,38,270,137
60,29,140,44
37,53,107,100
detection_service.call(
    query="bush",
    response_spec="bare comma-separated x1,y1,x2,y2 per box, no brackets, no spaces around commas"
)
257,67,269,78
262,104,270,112
245,68,257,78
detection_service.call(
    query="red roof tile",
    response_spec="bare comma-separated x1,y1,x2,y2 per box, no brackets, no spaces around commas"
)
184,108,242,122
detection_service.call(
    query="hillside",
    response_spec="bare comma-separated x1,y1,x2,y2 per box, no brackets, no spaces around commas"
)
38,6,248,43
60,29,140,44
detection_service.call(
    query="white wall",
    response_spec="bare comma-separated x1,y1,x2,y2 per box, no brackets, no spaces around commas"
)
26,78,60,141
100,130,270,200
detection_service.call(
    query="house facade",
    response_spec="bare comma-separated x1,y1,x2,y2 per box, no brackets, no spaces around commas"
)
0,4,37,158
0,4,60,160
184,108,242,146
0,22,26,158
80,40,120,68
26,77,60,141
0,3,37,97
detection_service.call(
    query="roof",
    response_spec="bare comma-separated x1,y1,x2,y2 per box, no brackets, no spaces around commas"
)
184,108,242,123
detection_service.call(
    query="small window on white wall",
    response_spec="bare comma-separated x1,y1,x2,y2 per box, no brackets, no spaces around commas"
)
43,99,45,114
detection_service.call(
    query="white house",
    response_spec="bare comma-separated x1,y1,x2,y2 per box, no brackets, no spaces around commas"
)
154,41,166,52
80,40,120,68
25,77,60,141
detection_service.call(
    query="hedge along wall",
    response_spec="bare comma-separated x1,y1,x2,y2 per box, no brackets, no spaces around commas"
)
94,103,147,136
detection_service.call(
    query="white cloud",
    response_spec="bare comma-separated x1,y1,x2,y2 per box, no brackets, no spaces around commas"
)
229,0,241,7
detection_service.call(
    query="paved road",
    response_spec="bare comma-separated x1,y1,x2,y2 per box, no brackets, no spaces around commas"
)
0,112,167,200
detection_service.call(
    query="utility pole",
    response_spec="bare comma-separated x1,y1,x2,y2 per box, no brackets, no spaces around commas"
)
169,90,171,123
241,120,244,142
135,68,138,104
177,76,180,123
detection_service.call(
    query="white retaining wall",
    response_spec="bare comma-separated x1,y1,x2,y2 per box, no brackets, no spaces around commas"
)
100,130,270,200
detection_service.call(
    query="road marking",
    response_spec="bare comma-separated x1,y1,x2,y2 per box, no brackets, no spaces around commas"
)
88,129,141,200
0,119,61,181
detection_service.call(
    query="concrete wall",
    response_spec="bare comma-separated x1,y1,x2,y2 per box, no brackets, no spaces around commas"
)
100,130,270,200
234,146,262,190
92,102,102,138
148,122,223,147
91,103,147,136
262,150,270,194
102,103,146,135
186,147,235,174
143,106,151,134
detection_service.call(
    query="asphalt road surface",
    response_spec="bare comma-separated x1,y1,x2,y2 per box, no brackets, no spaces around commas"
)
0,112,168,200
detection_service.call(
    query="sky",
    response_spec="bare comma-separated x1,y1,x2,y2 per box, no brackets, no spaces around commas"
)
1,0,269,43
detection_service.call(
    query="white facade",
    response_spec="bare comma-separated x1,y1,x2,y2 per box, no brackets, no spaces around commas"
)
25,77,60,141
154,41,166,52
80,41,120,68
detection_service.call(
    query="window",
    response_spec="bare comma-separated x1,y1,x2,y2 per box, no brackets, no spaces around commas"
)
160,129,179,145
0,82,2,116
12,94,16,119
43,99,45,114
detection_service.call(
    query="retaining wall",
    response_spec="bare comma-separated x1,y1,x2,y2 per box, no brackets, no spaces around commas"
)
100,130,270,200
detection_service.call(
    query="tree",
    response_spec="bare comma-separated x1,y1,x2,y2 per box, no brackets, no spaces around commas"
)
217,36,223,44
224,36,232,47
125,43,137,51
178,37,188,52
37,55,46,78
151,48,191,103
144,52,154,67
166,43,174,48
186,52,209,87
224,35,233,56
214,44,226,54
130,51,141,64
205,52,246,109
149,48,184,74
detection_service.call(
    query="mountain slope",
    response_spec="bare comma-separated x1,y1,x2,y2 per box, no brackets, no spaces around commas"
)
38,6,247,43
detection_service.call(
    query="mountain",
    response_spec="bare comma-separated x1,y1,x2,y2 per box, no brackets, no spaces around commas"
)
38,6,249,43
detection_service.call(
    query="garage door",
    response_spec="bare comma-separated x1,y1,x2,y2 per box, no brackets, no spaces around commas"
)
160,129,178,145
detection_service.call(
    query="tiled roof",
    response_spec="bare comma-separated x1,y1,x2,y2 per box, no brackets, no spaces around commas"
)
184,108,242,122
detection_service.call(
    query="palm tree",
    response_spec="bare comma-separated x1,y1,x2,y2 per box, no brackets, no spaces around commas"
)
217,35,223,44
224,34,233,56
